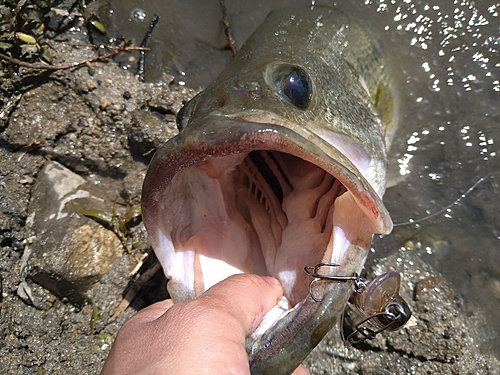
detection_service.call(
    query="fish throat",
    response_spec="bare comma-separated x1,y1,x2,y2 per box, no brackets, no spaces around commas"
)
158,149,365,312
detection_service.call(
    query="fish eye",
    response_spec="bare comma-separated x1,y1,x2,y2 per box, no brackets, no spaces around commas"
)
281,68,311,109
265,63,312,110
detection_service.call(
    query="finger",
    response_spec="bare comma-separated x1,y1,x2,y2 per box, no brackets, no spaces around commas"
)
130,299,174,324
292,364,311,375
199,273,283,335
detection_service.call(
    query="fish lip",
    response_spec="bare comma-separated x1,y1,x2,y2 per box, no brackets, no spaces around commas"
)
142,113,392,252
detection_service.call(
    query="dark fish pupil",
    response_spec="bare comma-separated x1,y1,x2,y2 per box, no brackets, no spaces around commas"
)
283,70,311,109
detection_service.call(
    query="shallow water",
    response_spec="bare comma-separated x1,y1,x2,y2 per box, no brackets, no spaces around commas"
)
110,0,500,357
109,0,311,87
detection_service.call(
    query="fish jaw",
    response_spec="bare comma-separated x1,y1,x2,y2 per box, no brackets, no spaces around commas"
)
141,113,391,307
141,114,389,373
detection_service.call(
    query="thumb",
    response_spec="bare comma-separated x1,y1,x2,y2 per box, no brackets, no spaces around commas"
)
128,299,174,324
191,273,284,336
292,364,311,375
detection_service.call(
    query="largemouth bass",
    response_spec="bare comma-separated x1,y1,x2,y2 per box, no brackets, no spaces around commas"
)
142,6,395,374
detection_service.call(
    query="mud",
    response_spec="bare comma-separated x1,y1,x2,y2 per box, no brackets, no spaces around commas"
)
0,2,499,375
0,8,194,373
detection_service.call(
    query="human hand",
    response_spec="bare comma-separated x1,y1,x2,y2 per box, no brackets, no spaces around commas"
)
101,273,310,375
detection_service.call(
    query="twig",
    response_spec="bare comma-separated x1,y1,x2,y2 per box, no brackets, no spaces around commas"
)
219,0,237,57
15,0,27,16
136,14,160,82
108,260,163,323
0,43,149,71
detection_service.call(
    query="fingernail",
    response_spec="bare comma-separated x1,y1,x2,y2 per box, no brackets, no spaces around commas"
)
262,276,280,285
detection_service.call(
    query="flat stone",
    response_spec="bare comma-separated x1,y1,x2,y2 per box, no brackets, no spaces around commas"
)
23,161,122,306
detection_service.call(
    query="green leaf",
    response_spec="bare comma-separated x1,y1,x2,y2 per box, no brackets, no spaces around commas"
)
123,204,142,223
95,333,115,347
90,19,106,33
73,202,113,223
16,32,37,44
0,42,12,50
90,304,100,331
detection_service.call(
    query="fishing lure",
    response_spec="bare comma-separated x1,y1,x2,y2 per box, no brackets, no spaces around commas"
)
304,263,412,345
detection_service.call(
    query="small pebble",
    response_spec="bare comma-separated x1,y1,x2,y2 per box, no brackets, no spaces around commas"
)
19,176,34,184
99,97,108,110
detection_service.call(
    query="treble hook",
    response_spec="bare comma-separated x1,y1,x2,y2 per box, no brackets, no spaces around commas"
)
304,262,363,302
304,263,413,344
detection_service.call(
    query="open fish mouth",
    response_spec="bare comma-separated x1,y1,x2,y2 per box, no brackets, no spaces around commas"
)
142,113,392,333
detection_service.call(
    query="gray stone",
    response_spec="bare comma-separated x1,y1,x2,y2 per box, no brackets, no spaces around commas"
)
126,110,177,158
24,161,122,306
16,279,57,310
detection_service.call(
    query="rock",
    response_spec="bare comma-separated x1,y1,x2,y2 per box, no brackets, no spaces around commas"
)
125,85,196,160
23,161,122,306
16,279,57,310
126,110,177,159
414,275,454,303
44,7,71,31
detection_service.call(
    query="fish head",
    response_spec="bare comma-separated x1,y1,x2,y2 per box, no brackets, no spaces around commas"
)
141,6,394,371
